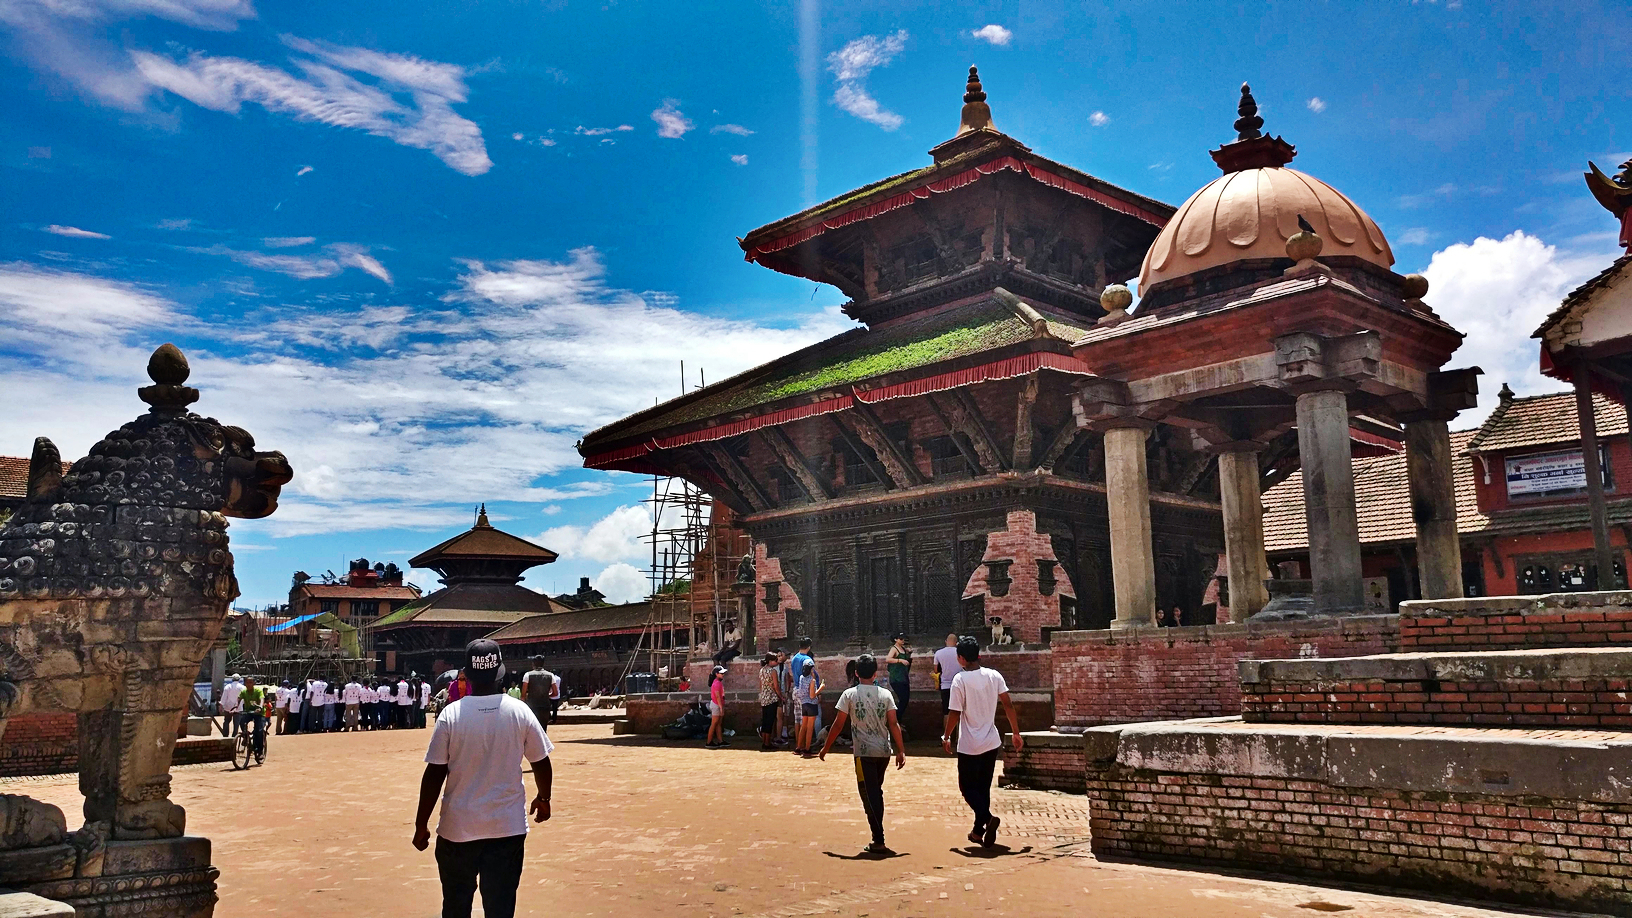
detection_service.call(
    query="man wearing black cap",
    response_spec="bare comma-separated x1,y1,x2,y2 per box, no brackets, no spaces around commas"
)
413,639,553,918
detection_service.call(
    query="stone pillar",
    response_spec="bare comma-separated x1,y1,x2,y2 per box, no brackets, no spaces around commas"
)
1216,446,1270,621
1295,388,1365,613
1103,425,1156,629
1404,417,1464,600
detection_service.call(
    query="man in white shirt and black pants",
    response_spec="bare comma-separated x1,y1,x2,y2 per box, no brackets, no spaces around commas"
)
942,637,1022,849
414,639,552,918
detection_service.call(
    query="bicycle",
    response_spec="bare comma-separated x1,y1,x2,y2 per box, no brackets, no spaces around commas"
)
232,713,267,769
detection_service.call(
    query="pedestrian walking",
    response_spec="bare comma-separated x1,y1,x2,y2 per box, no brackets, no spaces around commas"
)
413,639,552,918
705,665,727,748
756,653,783,750
795,660,821,757
942,637,1023,848
818,654,905,855
520,658,557,733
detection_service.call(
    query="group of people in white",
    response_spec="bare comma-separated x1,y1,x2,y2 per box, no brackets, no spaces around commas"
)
216,672,432,736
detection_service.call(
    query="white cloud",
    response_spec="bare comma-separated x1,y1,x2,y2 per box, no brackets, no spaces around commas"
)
130,37,491,175
730,154,748,166
1307,97,1327,113
828,31,907,130
1088,111,1110,127
539,504,650,563
1397,183,1459,209
43,224,111,239
512,132,524,140
575,124,633,136
593,563,648,604
1421,231,1615,415
0,248,852,538
156,217,193,230
205,242,391,283
710,123,754,136
971,24,1012,46
1396,227,1434,246
650,100,693,139
296,164,313,176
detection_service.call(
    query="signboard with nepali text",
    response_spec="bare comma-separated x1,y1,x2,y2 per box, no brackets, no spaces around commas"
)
1504,448,1610,498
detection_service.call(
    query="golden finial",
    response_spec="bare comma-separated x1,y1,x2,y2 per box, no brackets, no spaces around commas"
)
957,66,994,136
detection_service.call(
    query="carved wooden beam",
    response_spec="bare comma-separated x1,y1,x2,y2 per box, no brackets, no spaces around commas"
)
759,428,833,501
933,390,1008,473
1038,428,1089,472
1012,373,1039,469
699,442,773,512
847,403,926,488
830,415,897,490
671,451,755,516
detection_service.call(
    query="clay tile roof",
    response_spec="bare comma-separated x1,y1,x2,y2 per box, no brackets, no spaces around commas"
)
409,521,558,568
486,601,657,644
1263,430,1487,553
373,582,568,630
296,583,422,601
0,455,71,500
1465,390,1627,454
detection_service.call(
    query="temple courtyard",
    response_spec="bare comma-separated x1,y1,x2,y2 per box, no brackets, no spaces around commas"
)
3,723,1570,918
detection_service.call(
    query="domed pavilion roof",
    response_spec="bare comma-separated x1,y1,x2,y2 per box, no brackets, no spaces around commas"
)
1138,85,1394,293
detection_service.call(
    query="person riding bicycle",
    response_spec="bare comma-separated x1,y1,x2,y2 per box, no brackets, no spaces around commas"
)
238,677,268,758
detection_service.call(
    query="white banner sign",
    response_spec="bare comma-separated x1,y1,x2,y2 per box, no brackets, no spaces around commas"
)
1505,448,1604,497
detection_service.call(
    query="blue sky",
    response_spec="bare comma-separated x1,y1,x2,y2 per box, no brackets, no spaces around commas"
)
1,0,1628,608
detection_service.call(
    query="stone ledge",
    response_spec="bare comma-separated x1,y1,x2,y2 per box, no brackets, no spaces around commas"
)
1093,717,1632,801
1014,730,1084,751
0,891,74,917
1240,646,1632,685
1401,590,1632,620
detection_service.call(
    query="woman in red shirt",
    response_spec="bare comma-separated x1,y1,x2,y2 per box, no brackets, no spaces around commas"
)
705,666,727,748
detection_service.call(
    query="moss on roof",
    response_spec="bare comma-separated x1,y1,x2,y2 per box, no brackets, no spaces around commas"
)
588,301,1092,448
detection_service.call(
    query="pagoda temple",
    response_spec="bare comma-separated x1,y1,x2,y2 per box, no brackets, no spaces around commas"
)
373,505,567,674
582,69,1201,647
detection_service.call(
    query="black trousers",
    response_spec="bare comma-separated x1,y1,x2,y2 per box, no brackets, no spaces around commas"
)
435,833,526,918
854,756,889,844
956,749,1000,833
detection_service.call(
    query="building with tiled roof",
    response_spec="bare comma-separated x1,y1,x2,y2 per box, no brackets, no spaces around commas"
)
286,559,422,657
484,599,682,694
1264,386,1632,604
373,506,568,675
0,454,71,524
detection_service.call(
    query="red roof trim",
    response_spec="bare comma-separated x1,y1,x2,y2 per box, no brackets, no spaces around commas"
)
584,395,855,468
853,351,1091,403
744,157,1169,262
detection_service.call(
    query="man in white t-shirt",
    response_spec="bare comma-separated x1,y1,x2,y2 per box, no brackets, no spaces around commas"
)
418,678,432,728
305,678,327,734
396,677,414,729
342,677,363,731
943,637,1022,849
219,675,244,737
360,681,377,730
414,639,552,918
932,633,960,716
286,680,302,734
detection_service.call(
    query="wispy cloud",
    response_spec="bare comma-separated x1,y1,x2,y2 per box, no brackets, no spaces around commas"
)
296,165,313,176
263,236,316,248
1088,111,1110,127
0,248,852,538
730,154,748,166
971,24,1012,46
156,217,194,230
1395,183,1459,209
205,242,392,283
1307,97,1327,113
576,124,633,137
43,224,111,239
650,100,693,139
710,123,754,136
130,36,492,175
1396,227,1434,246
828,31,907,130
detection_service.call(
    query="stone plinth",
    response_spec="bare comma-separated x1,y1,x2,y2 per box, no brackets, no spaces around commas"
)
11,837,217,918
1085,717,1632,916
1000,730,1085,793
1241,646,1632,727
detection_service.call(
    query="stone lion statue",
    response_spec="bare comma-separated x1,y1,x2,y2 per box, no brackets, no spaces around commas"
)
0,343,291,848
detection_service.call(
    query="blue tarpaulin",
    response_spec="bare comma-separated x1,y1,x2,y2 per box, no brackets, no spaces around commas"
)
266,612,321,633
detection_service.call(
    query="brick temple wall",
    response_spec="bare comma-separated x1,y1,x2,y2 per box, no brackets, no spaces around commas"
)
1086,767,1632,916
1051,616,1400,728
961,509,1073,643
0,713,78,777
1242,675,1632,727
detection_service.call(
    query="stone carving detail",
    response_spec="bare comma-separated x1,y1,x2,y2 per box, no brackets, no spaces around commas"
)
0,345,289,915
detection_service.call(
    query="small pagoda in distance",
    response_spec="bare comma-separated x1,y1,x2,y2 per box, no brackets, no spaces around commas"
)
373,505,565,674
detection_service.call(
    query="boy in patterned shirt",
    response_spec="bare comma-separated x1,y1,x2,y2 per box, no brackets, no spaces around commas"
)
819,653,906,855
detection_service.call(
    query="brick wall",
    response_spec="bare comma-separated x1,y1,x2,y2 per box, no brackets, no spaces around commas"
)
1403,603,1632,651
1051,616,1399,728
961,509,1073,643
1243,676,1632,727
0,713,78,777
1087,767,1632,916
1001,732,1084,793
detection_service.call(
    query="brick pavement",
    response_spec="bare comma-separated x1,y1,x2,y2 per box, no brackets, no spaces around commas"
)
10,724,1554,918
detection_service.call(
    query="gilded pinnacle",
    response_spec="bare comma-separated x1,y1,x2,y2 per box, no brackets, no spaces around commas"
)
957,65,995,136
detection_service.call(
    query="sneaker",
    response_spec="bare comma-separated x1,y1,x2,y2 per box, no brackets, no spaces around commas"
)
864,841,893,856
982,816,1001,848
